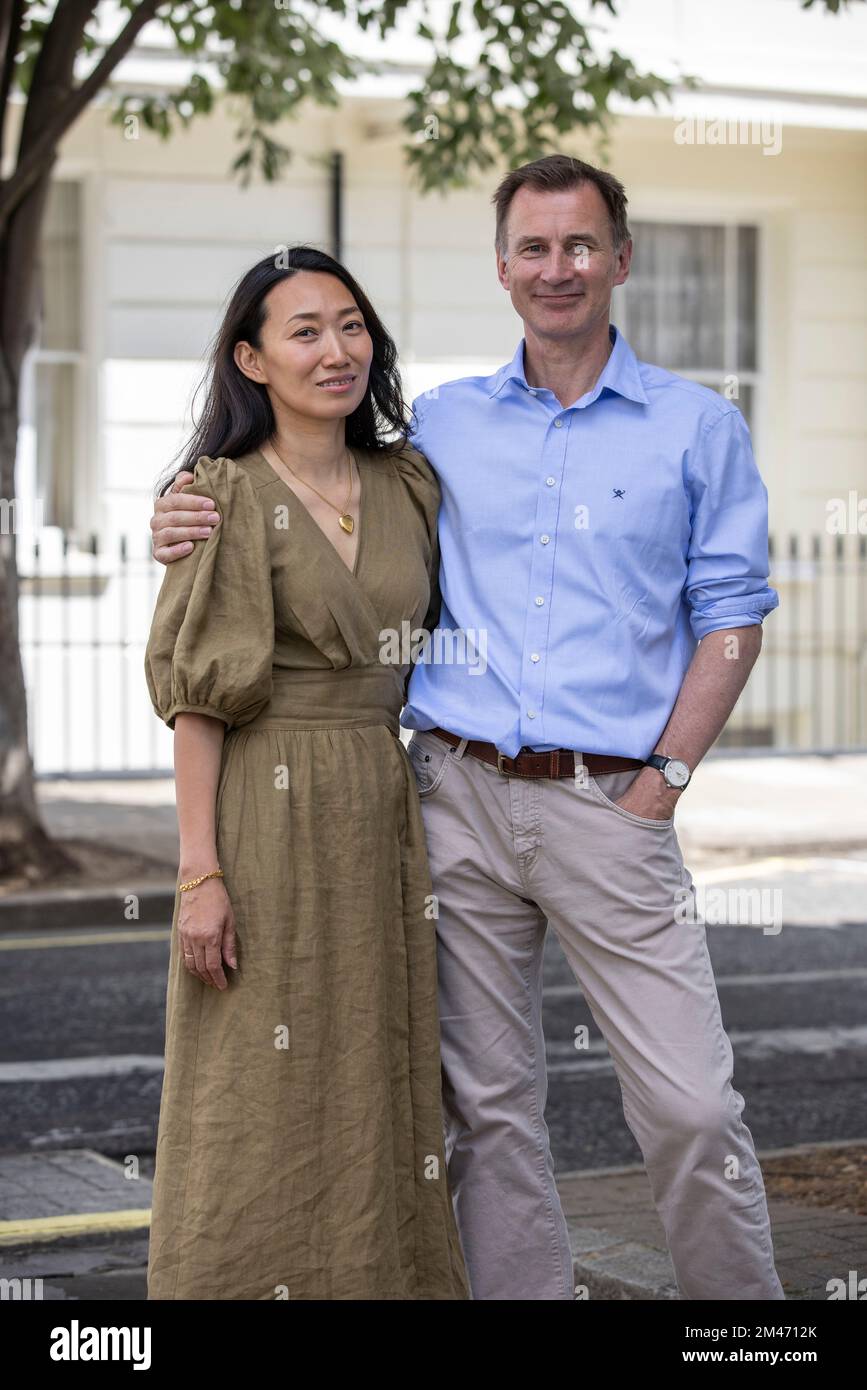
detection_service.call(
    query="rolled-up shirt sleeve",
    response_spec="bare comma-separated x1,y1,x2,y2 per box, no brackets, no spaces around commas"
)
684,407,780,640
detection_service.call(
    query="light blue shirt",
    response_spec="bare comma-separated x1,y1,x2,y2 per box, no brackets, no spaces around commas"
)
401,323,779,760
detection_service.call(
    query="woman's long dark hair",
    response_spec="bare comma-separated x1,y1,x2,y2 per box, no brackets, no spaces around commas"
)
156,245,412,496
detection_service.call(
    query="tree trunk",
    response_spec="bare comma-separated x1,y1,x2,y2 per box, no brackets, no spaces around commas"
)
0,402,76,882
0,181,78,883
0,0,156,885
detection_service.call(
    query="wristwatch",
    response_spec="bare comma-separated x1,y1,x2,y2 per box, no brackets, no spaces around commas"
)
645,754,691,790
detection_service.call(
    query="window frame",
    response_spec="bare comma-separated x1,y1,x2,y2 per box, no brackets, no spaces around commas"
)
612,203,768,453
22,170,101,538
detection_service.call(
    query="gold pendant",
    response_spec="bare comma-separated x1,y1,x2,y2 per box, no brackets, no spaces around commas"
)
338,513,354,533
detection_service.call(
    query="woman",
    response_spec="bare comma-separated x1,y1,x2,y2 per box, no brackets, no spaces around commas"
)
144,245,470,1300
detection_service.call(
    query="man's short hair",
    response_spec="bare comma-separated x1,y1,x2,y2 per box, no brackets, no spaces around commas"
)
492,154,631,253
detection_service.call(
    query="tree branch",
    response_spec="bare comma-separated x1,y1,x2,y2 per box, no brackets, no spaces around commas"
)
17,0,100,155
0,0,26,161
0,0,26,165
0,0,162,229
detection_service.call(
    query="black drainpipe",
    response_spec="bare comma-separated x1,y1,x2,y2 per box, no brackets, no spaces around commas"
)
330,151,343,261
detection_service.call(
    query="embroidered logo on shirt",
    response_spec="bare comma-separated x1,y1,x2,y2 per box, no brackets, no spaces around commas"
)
612,488,626,500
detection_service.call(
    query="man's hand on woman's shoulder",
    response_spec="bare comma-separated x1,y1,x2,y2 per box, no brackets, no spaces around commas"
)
151,471,221,564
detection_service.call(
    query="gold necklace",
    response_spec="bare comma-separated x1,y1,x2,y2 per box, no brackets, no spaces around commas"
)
268,440,357,533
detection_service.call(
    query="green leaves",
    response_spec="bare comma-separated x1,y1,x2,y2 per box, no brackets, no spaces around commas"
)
402,1,670,191
10,0,857,193
108,0,358,181
799,0,861,10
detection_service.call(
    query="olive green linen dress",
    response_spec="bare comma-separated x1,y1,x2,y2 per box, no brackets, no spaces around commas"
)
144,444,470,1301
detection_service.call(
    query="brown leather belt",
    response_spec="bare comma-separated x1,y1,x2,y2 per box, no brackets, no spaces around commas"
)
428,727,645,779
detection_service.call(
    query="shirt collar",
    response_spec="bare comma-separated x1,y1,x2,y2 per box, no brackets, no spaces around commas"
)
487,323,649,407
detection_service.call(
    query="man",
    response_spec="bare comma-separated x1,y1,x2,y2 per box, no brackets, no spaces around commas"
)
149,155,783,1301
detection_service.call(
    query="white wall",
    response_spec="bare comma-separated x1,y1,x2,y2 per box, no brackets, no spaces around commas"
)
10,3,867,767
78,116,867,545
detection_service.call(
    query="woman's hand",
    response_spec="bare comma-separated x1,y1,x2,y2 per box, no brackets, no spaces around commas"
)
178,877,238,990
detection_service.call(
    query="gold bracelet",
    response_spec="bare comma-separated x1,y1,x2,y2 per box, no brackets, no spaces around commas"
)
178,868,224,893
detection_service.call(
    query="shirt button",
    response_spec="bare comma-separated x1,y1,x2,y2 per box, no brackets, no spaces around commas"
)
546,477,556,487
530,653,540,663
540,534,550,544
554,418,564,428
535,596,544,606
527,709,536,719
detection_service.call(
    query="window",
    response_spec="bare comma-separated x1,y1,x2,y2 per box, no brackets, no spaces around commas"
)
25,180,83,530
613,222,758,430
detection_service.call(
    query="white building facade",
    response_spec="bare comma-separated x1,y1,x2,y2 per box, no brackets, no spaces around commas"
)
9,0,867,771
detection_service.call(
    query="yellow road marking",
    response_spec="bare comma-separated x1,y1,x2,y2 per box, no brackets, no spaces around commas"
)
0,1209,151,1246
0,931,170,950
696,855,867,884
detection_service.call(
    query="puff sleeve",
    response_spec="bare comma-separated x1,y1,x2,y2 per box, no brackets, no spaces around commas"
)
391,443,443,636
145,455,275,730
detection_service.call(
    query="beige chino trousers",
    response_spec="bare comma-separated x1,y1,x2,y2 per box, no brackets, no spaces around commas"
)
406,728,786,1302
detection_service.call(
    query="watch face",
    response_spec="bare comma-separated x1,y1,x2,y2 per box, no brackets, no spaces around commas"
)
666,759,690,788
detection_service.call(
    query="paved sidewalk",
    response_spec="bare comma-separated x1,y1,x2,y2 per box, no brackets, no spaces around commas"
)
32,751,867,873
561,1140,867,1301
1,1143,864,1300
1,752,860,925
673,753,867,866
37,777,182,874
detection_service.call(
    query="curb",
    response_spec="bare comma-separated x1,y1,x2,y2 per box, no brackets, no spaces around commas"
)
570,1232,680,1300
0,885,176,931
558,1145,867,1302
556,1136,867,1181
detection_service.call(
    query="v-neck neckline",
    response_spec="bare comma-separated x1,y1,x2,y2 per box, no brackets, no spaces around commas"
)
254,446,366,580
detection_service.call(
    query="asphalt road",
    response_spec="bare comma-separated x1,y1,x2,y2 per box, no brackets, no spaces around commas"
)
1,855,865,1172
